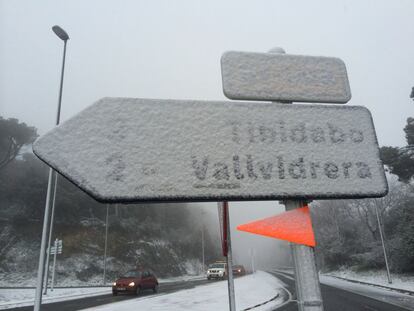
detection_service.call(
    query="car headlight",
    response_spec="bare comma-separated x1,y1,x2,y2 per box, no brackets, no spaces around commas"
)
113,282,117,286
128,282,135,287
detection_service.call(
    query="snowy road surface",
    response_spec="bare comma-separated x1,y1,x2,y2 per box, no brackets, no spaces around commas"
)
3,270,412,311
80,271,283,311
272,271,414,311
1,271,284,311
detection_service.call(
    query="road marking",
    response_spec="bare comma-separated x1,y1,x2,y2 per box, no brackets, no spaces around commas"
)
274,286,294,310
241,293,280,311
269,271,295,310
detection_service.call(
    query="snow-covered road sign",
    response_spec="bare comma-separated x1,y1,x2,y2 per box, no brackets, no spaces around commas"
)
221,51,351,103
33,97,387,203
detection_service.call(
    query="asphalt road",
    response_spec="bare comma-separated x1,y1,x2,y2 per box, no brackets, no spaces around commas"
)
271,272,412,311
5,279,210,311
6,274,413,311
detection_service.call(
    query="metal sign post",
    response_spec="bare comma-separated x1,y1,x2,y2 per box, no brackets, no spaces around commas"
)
285,201,323,310
267,48,321,310
271,48,323,310
274,47,322,311
219,202,236,311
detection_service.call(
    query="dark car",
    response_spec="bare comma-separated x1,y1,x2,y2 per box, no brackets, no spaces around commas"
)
232,265,246,276
112,269,158,296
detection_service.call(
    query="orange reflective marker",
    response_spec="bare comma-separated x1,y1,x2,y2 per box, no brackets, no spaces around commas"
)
237,206,316,247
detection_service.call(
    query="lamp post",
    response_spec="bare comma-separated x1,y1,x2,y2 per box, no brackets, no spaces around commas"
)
43,173,58,295
34,25,69,311
103,204,109,285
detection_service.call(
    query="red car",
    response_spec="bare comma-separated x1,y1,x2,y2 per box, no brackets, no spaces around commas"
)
232,265,246,276
112,270,158,296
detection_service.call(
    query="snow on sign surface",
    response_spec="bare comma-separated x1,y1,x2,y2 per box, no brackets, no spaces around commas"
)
221,51,351,103
33,97,387,203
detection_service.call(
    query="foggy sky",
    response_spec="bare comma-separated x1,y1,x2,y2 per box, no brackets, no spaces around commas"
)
1,0,413,147
1,0,413,268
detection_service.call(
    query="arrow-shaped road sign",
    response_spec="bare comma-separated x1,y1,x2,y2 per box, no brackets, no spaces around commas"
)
33,97,387,203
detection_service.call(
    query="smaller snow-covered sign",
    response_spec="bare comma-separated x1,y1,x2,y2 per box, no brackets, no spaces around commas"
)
49,240,63,255
33,97,387,203
221,51,351,103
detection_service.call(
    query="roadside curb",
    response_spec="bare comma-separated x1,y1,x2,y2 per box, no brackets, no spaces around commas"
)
241,293,280,311
325,274,414,297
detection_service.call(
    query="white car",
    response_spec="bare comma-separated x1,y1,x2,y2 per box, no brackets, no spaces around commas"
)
206,262,227,280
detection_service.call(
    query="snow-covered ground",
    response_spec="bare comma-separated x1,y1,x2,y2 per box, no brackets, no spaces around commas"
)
0,287,110,310
0,271,284,311
80,271,284,311
327,269,414,292
0,271,107,287
0,274,202,310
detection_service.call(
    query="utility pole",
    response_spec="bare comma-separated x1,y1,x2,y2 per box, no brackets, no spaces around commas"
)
374,204,392,284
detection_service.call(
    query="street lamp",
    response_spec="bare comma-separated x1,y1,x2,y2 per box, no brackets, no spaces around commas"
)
52,25,70,41
34,25,69,311
51,26,69,124
44,25,70,294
